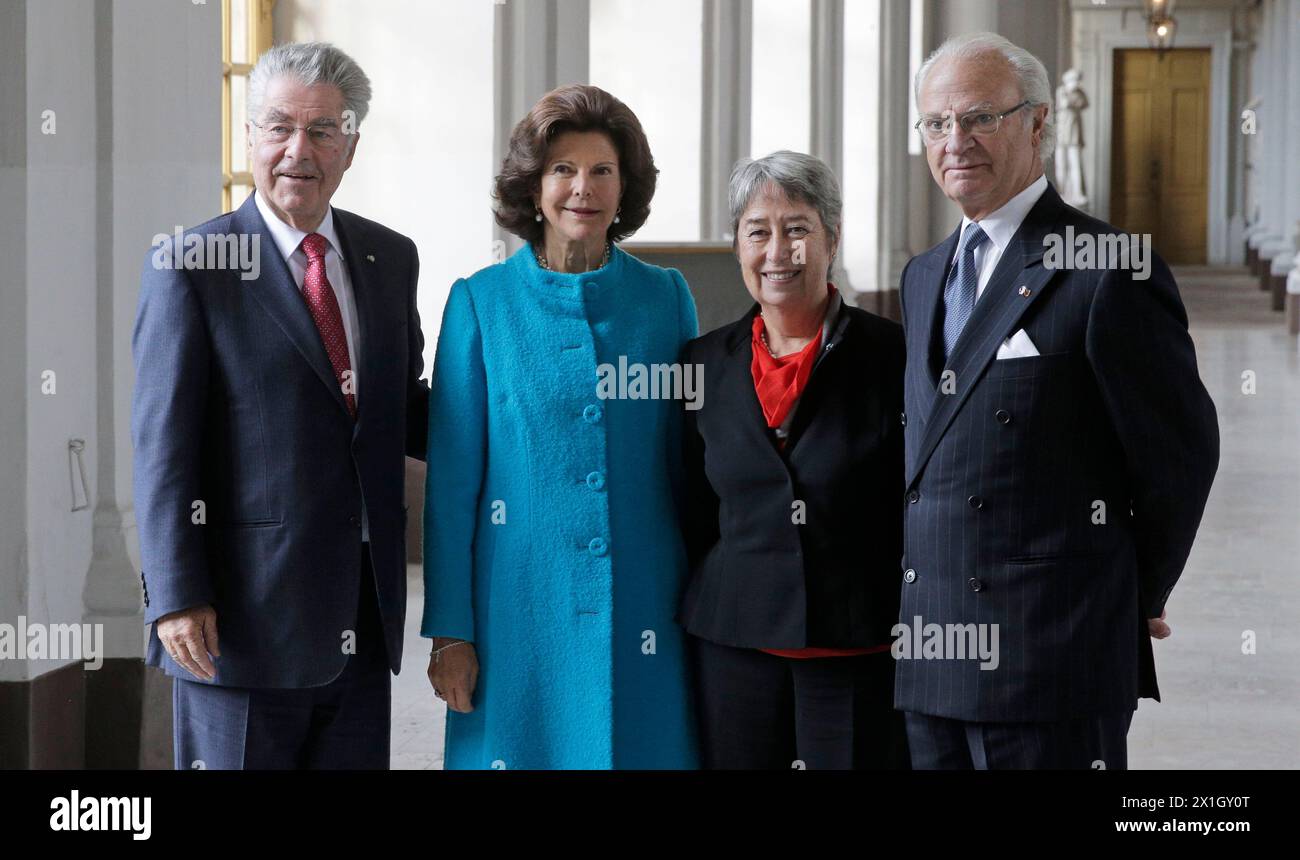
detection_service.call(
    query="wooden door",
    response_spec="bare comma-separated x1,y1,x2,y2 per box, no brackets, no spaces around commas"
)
1111,48,1211,264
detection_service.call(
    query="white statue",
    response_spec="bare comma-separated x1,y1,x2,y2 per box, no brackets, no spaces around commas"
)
1054,68,1089,208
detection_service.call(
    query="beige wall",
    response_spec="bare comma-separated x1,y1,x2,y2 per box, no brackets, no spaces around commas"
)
273,0,496,372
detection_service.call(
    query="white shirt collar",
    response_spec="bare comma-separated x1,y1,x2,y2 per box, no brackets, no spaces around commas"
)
253,189,344,263
960,173,1049,253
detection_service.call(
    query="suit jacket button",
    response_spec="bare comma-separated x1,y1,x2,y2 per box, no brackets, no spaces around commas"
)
904,568,917,583
968,495,984,510
349,515,362,528
995,409,1012,425
906,490,920,504
968,577,984,592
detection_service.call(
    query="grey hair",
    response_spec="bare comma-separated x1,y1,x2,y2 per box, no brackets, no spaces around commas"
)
913,32,1056,155
729,150,842,258
247,42,372,131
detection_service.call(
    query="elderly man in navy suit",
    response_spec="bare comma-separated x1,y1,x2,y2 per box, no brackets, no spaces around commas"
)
895,33,1219,769
132,42,429,769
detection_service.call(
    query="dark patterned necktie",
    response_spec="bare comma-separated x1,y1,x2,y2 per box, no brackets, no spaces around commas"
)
942,223,988,359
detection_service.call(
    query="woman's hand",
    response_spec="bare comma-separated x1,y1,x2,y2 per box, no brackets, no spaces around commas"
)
428,637,479,713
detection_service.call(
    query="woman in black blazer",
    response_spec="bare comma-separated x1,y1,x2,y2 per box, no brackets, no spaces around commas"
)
679,151,908,769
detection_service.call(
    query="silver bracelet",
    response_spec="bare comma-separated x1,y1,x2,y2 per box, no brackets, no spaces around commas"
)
432,640,468,661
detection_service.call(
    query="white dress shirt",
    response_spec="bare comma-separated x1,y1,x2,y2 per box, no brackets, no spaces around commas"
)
952,173,1049,302
254,190,369,540
254,190,362,401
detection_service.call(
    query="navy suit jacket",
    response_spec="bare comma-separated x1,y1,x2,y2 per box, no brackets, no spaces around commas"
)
894,182,1219,722
132,194,429,688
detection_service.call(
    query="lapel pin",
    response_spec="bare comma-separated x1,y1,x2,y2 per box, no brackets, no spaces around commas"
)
366,254,375,263
1018,285,1032,297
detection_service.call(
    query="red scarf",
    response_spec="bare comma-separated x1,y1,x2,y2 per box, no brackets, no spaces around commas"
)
750,290,833,430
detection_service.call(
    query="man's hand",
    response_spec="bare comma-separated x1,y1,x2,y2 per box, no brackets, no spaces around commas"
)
157,605,221,681
1148,609,1171,640
428,637,478,714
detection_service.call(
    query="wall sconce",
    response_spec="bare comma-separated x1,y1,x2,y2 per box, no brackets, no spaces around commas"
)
1145,0,1178,53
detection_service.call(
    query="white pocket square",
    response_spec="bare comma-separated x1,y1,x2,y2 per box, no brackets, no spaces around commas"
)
996,329,1040,359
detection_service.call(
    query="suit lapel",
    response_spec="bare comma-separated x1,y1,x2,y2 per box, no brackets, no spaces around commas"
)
902,229,958,478
721,306,789,464
782,308,848,452
914,227,961,390
233,196,351,419
333,210,383,434
907,186,1066,487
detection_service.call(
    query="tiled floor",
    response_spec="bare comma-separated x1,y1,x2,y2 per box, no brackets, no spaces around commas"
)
392,267,1300,769
390,573,444,770
1126,267,1300,768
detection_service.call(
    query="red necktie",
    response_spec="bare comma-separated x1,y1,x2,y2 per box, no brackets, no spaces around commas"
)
300,233,356,418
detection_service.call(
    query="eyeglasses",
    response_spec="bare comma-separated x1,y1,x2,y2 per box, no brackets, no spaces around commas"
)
914,100,1032,142
250,119,350,149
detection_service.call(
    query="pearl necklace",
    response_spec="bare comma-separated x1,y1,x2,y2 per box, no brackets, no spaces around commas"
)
536,243,611,272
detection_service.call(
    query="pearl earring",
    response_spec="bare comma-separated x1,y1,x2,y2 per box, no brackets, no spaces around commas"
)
535,208,543,222
613,208,621,225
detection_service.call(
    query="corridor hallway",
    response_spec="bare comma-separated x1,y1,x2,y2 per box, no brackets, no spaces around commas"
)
390,267,1299,770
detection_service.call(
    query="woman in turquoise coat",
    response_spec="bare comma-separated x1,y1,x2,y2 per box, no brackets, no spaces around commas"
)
421,84,700,769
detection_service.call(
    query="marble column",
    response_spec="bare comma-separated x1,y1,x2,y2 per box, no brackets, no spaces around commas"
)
877,0,915,314
810,0,844,185
700,0,751,240
493,0,591,255
1253,0,1290,287
1278,0,1300,316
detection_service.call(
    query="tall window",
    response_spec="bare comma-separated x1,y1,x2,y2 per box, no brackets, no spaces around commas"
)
276,0,495,374
750,0,811,159
842,0,882,292
590,0,704,242
908,0,925,157
222,0,274,210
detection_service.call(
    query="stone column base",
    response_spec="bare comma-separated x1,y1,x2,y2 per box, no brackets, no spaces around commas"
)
0,663,85,768
0,659,171,769
1271,273,1287,311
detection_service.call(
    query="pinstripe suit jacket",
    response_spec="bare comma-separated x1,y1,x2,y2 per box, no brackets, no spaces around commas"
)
894,182,1219,722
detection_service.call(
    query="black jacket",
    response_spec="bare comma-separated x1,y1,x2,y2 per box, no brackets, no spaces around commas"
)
677,301,906,649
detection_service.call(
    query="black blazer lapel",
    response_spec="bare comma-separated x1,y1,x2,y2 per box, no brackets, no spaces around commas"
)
783,304,851,452
720,305,789,465
908,185,1066,487
233,196,352,419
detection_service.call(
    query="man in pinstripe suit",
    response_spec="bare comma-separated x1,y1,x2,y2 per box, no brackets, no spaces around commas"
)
895,33,1219,769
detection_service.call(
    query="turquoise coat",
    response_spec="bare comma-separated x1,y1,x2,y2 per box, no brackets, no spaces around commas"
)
421,243,700,769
